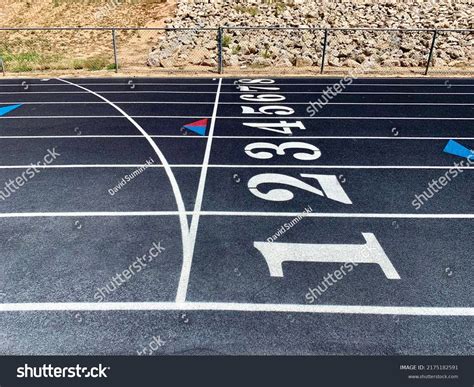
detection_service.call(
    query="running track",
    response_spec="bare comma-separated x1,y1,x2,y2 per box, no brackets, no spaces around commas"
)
0,77,472,355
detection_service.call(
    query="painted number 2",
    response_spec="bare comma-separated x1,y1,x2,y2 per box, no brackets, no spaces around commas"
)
248,173,352,204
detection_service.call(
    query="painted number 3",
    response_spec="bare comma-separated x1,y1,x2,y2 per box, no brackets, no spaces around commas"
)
244,142,321,161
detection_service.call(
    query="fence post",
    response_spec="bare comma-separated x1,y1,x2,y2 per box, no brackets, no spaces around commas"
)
320,29,328,74
425,29,437,75
0,56,5,76
112,28,119,73
217,27,223,74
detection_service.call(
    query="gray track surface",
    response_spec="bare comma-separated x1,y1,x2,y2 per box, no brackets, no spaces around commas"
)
0,77,472,355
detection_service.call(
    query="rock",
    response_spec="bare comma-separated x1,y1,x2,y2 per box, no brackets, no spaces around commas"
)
275,57,294,67
148,0,471,71
433,57,447,66
449,60,468,67
188,47,209,65
228,55,240,67
205,40,217,50
295,55,313,67
252,57,271,67
400,42,416,53
343,58,360,67
147,53,161,67
382,59,401,67
159,57,176,68
338,45,356,57
201,58,217,67
328,57,340,67
446,47,464,59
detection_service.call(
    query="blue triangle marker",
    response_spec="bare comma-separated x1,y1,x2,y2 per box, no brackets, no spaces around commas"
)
0,104,22,117
182,118,208,136
183,125,206,136
443,139,473,159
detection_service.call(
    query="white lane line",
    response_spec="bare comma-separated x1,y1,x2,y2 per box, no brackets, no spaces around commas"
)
226,83,474,87
0,301,472,316
0,82,473,87
0,212,471,219
56,78,191,264
215,136,474,140
1,116,473,120
0,83,219,87
0,135,472,141
0,211,185,217
0,165,471,170
1,91,473,95
0,91,215,95
0,101,214,105
200,212,474,218
211,165,474,169
1,101,472,106
176,78,223,303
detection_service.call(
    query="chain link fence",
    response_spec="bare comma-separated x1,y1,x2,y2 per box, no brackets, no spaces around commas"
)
431,29,474,75
222,27,473,76
221,27,326,74
0,28,115,73
324,29,434,75
116,27,219,73
0,27,472,76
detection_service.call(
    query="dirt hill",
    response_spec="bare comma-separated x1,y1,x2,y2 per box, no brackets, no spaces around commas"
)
0,0,176,73
0,0,174,28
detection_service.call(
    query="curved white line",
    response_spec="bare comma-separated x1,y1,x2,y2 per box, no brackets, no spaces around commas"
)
55,78,191,262
176,78,222,302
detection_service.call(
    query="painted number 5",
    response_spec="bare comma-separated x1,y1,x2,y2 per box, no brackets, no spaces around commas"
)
244,142,321,161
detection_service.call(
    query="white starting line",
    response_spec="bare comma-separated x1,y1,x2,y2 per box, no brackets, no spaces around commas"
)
1,115,473,120
0,164,471,170
0,301,472,316
0,211,471,218
0,91,473,95
1,101,472,106
0,135,471,140
0,81,473,87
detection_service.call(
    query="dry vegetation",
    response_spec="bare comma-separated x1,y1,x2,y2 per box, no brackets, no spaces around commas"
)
0,0,175,72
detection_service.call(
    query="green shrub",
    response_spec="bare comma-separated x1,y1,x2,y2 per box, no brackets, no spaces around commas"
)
222,34,231,48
